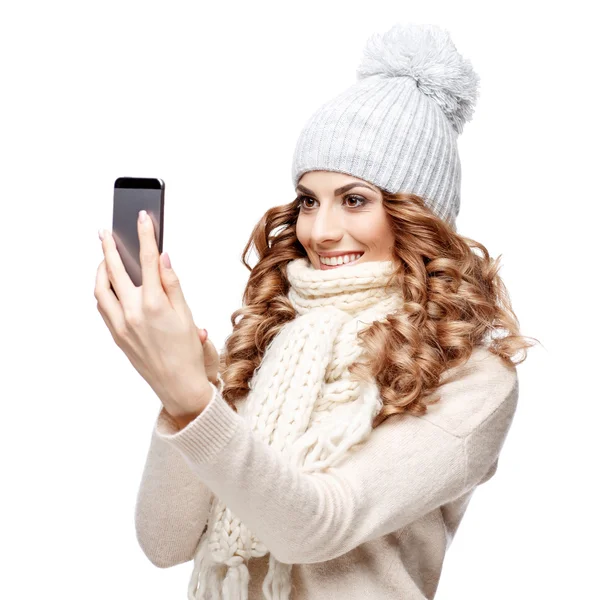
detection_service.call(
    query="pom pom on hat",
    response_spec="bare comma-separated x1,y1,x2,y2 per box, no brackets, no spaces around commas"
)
357,22,480,134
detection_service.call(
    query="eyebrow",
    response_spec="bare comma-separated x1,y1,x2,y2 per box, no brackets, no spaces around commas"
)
295,182,377,196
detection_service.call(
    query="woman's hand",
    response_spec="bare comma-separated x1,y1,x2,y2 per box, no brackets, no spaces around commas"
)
94,210,213,420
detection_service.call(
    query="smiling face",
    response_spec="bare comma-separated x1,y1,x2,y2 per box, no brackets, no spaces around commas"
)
295,171,396,270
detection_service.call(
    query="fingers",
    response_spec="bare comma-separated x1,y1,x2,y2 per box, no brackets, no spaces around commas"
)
96,297,124,347
99,228,135,304
139,211,192,319
137,210,162,298
95,259,126,335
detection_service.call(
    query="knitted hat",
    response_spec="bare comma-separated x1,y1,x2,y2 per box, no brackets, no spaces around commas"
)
291,22,481,232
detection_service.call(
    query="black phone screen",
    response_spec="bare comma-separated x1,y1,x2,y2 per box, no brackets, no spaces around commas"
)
111,177,165,292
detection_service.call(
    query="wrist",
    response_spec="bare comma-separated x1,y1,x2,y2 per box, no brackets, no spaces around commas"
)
169,380,215,430
172,411,201,431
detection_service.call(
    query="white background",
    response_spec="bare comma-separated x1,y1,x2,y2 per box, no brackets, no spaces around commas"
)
1,0,597,598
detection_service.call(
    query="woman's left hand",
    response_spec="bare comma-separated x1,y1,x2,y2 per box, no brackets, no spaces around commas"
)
94,210,213,420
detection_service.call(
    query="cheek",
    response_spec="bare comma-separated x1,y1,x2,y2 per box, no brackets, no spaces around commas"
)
354,219,393,256
354,216,389,244
374,219,392,240
295,219,309,245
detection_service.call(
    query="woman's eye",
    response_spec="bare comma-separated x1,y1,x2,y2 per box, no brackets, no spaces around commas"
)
297,195,367,210
298,195,315,208
345,195,365,207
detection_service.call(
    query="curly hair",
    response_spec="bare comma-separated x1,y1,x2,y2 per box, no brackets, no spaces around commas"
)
217,189,539,428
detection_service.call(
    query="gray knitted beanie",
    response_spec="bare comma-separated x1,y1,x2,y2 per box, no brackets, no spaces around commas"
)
291,22,481,231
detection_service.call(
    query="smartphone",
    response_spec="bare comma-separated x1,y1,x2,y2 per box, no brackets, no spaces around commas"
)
111,177,165,296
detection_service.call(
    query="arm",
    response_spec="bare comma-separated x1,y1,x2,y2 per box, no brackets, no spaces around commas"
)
134,370,225,567
134,405,215,568
155,352,519,565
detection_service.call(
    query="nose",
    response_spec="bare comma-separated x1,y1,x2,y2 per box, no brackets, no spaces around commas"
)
310,205,344,245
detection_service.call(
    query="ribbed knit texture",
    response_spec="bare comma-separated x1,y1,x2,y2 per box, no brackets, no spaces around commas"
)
188,257,403,599
291,23,481,232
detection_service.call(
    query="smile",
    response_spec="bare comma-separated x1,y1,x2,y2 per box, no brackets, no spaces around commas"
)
318,253,364,269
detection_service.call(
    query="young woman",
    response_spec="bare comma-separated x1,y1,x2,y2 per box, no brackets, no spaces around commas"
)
121,22,537,600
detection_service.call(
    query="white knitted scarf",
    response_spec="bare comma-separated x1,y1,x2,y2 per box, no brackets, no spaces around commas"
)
188,256,403,600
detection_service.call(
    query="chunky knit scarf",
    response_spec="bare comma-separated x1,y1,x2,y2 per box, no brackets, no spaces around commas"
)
188,256,403,600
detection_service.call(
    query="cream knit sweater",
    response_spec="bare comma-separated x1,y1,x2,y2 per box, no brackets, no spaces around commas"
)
135,258,519,599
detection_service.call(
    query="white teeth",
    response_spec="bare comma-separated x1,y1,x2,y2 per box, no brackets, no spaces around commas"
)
319,253,363,266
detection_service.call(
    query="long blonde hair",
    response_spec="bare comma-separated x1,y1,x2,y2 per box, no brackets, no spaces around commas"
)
218,189,539,428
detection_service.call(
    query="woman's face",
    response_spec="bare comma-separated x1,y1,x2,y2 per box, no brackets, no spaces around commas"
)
295,171,395,270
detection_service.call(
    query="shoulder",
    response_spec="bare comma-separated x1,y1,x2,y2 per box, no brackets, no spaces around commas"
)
417,346,519,440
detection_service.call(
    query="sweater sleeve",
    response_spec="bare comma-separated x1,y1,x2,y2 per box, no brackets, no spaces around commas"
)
134,407,214,568
153,358,519,565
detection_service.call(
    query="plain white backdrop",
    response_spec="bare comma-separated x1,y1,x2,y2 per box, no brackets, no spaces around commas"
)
1,0,597,597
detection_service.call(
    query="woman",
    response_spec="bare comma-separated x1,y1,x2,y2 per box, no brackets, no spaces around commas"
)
127,23,537,600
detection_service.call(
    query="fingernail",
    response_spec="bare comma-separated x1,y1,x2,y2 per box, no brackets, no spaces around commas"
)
161,252,171,269
98,228,105,241
202,328,207,338
139,209,148,223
